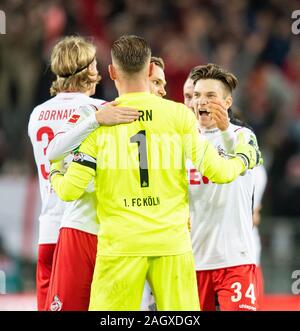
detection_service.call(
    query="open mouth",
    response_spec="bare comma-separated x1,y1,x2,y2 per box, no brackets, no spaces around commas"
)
199,110,209,116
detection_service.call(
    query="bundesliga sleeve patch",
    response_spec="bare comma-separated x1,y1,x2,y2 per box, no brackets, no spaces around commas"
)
68,114,81,124
72,152,96,170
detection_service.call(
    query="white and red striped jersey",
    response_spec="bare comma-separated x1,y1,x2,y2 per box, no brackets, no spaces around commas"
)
28,92,104,244
188,123,257,270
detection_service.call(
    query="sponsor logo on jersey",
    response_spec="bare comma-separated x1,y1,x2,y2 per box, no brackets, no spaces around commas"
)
239,303,256,311
68,114,81,124
50,295,62,311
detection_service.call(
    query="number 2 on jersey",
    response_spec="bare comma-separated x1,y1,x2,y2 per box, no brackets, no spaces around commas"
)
36,126,54,180
130,130,149,187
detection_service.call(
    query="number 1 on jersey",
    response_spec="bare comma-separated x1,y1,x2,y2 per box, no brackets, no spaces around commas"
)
130,130,149,187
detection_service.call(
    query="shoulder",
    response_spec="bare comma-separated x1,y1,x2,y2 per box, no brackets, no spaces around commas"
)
157,98,193,119
28,98,55,126
30,98,55,114
74,97,106,119
160,97,188,110
28,106,43,138
84,96,106,107
163,99,196,131
231,123,256,141
76,104,98,118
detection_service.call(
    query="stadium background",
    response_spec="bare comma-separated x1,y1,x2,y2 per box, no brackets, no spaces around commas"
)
0,0,300,310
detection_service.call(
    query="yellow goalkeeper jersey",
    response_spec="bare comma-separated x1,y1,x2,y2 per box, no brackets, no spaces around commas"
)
52,92,246,256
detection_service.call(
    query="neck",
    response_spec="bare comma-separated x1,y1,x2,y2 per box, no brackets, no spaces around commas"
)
84,88,94,96
61,90,92,96
116,76,150,96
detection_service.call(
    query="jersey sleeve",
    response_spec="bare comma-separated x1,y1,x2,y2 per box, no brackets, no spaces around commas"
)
221,126,257,154
50,130,98,201
253,165,268,209
221,125,236,153
181,107,247,183
46,105,99,161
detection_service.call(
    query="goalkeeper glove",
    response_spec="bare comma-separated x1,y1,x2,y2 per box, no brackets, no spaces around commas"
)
235,133,263,169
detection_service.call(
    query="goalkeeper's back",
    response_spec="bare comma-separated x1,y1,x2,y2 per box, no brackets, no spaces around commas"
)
82,91,197,256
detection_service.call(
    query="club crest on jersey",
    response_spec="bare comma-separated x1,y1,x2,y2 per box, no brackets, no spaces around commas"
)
73,152,84,162
50,295,62,311
217,145,227,157
217,145,235,160
68,114,80,124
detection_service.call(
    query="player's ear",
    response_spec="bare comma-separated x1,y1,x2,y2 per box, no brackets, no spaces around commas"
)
225,95,233,109
108,64,116,80
149,62,154,78
87,60,99,83
88,59,97,74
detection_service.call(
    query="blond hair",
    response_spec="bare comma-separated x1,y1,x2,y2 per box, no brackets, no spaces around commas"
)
50,36,101,96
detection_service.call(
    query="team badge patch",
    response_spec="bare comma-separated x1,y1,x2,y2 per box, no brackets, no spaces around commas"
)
73,152,84,162
72,152,97,170
217,145,226,157
50,295,63,311
68,114,80,124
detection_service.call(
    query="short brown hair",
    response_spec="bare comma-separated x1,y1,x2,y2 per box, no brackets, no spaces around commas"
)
111,35,151,74
151,56,165,70
190,63,238,94
50,36,101,96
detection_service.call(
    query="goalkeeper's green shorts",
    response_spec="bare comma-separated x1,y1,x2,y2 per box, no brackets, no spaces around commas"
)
88,252,200,311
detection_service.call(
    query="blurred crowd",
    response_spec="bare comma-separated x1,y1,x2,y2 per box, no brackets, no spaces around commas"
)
1,0,300,217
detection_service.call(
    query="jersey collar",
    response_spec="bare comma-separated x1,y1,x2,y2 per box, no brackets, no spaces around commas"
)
201,127,219,135
116,92,152,101
56,92,87,99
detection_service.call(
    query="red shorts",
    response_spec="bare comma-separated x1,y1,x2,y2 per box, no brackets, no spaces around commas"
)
45,228,97,311
255,265,264,307
36,243,56,311
196,264,260,311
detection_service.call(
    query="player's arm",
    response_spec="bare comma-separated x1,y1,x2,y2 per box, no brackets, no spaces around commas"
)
49,130,97,201
46,102,139,161
221,126,257,155
202,100,257,154
184,132,247,184
46,105,99,161
252,165,268,226
182,107,261,183
221,126,236,153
